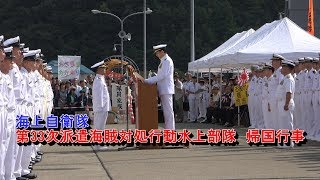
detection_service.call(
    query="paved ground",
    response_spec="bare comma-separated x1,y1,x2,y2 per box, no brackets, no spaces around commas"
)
32,122,320,180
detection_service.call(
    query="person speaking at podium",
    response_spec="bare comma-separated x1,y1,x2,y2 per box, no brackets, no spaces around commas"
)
143,44,175,130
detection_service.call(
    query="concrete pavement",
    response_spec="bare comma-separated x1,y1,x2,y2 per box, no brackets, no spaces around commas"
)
32,122,320,180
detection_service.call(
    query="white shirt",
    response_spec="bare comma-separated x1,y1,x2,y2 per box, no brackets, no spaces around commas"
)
0,72,8,106
305,68,315,91
254,77,263,96
144,54,175,95
268,67,284,97
92,74,110,112
211,92,220,103
5,73,15,114
262,76,269,101
198,84,207,100
21,67,33,106
295,71,301,93
312,69,319,91
248,76,257,96
75,85,82,96
186,81,201,94
9,63,25,104
276,73,295,102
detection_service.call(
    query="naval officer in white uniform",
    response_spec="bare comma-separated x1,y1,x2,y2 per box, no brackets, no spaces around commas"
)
91,61,110,150
276,59,295,148
144,44,175,130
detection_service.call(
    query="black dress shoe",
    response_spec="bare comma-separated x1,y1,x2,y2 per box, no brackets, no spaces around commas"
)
34,158,41,163
28,164,33,170
16,177,29,180
30,160,35,164
22,173,37,179
37,151,44,155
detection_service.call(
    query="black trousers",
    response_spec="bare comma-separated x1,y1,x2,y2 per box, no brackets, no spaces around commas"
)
220,108,236,125
206,106,236,125
206,107,221,123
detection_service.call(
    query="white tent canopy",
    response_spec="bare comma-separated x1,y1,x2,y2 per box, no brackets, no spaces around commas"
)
188,29,255,72
193,17,320,70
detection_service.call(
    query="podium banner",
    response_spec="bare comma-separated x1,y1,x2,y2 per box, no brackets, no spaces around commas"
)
111,83,126,111
58,55,81,80
233,83,249,106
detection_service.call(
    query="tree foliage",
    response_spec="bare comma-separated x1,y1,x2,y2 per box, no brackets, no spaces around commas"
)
0,0,284,72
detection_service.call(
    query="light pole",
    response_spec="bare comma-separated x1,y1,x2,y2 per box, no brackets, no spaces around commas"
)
91,8,152,75
143,0,147,78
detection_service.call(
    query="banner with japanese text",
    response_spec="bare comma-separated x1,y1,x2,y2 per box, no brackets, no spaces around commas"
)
58,55,81,80
308,0,314,35
111,83,126,111
233,83,249,106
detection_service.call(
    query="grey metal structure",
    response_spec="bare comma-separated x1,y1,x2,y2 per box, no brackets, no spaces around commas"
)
288,0,320,37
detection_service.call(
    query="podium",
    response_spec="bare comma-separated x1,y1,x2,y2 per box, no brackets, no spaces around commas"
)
135,80,158,131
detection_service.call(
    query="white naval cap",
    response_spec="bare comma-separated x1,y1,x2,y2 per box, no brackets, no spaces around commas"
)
313,57,319,63
271,54,285,61
19,43,25,49
153,44,167,52
256,66,264,71
250,65,260,71
298,57,305,62
36,50,44,61
282,59,295,67
23,49,41,60
91,60,106,72
304,57,313,62
23,47,29,53
46,66,52,71
46,66,53,73
263,62,273,69
212,84,220,89
4,46,14,59
3,36,20,47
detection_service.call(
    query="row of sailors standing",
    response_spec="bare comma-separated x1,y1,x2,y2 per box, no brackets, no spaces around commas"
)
180,74,218,123
0,36,54,180
248,54,320,147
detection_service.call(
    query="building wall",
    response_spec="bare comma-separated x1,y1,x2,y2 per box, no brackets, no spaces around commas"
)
288,0,320,37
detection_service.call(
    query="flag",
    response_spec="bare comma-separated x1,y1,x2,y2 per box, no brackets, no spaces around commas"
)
308,0,314,35
237,68,249,87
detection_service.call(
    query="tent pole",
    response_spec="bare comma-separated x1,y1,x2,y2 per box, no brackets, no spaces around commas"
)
208,68,211,91
219,66,222,109
197,69,199,83
237,68,240,127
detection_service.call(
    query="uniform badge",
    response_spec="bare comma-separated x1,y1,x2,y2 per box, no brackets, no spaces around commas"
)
280,80,284,85
264,83,268,87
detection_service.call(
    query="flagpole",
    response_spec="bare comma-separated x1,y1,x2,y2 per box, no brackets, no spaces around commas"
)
237,68,240,126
